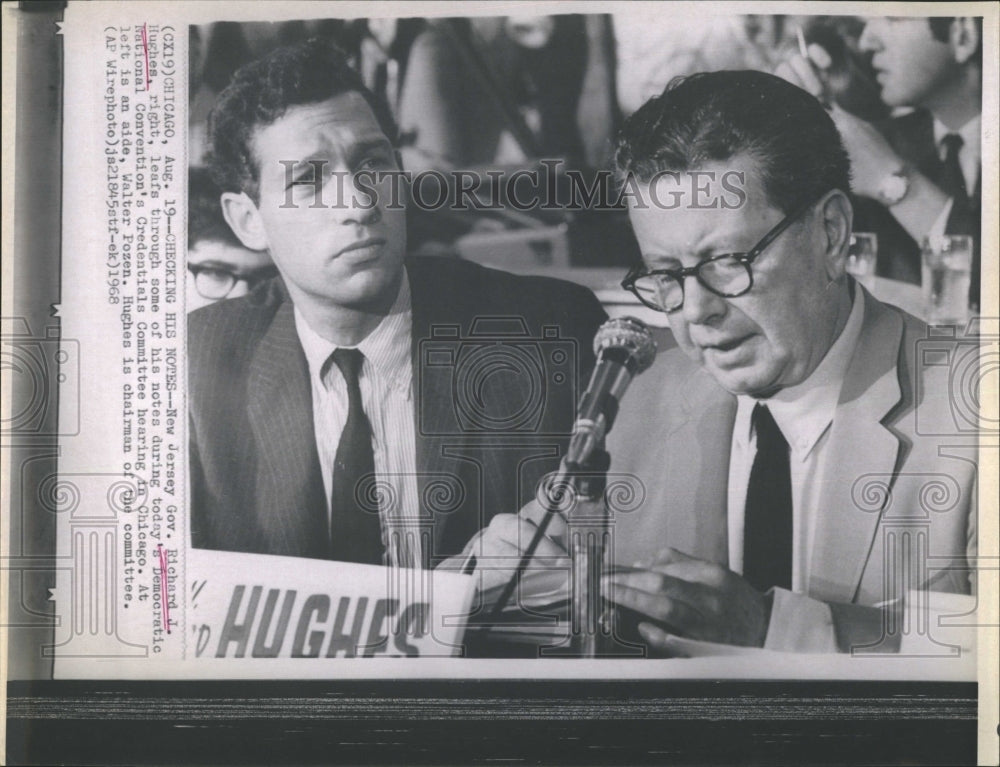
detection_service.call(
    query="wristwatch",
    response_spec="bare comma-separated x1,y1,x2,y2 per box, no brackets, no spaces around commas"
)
875,167,910,206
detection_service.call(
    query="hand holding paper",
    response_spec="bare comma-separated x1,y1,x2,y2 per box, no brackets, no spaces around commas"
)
466,499,572,595
604,547,771,652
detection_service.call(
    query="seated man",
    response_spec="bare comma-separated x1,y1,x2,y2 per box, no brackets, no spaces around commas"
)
187,165,276,312
489,70,977,654
605,70,977,653
189,40,606,568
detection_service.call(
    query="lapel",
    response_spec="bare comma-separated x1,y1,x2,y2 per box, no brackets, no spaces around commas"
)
808,292,905,602
891,108,982,209
406,261,479,561
617,359,733,565
246,297,328,558
673,366,735,564
888,109,941,181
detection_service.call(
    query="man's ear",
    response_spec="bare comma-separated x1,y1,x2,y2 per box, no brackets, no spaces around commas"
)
220,191,269,251
819,189,853,280
951,18,980,65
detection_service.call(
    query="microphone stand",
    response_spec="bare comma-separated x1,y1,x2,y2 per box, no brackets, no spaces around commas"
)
480,448,611,656
565,449,610,657
475,316,656,654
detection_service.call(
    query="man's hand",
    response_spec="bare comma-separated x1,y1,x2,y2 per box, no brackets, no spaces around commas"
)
775,47,902,199
604,547,771,650
460,499,571,593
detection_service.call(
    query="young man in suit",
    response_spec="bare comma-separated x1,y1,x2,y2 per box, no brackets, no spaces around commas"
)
779,16,982,309
188,40,606,569
509,71,978,654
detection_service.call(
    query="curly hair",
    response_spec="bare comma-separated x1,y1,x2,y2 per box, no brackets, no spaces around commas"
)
188,165,243,249
613,70,851,215
208,39,398,202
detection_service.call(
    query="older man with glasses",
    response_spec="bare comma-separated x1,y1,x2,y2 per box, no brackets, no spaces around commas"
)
502,70,977,655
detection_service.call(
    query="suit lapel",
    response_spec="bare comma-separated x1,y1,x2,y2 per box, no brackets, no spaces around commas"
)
889,109,941,181
675,367,734,564
808,293,905,602
407,262,479,561
247,300,328,558
621,363,732,565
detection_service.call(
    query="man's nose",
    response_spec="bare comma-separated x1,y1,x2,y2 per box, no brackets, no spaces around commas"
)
680,275,727,325
333,173,382,226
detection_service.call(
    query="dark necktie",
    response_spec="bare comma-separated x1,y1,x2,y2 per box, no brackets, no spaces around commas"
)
743,403,793,592
939,133,980,310
939,133,968,203
327,348,384,565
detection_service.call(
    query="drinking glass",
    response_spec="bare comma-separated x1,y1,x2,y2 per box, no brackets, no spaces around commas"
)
846,233,878,291
921,235,973,325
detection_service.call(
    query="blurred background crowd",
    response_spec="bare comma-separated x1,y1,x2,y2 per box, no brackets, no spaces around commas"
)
187,12,982,315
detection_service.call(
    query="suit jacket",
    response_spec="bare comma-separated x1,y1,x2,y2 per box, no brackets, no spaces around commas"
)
606,290,977,649
854,109,982,301
189,256,607,565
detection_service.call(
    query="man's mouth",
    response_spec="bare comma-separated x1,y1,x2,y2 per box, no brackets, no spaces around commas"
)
336,237,386,260
701,335,753,354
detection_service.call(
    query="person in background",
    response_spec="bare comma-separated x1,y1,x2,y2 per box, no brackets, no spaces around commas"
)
778,16,982,309
396,15,614,172
187,166,275,312
612,13,821,117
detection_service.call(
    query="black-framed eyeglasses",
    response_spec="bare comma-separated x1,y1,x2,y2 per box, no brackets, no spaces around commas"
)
621,195,823,314
188,263,279,300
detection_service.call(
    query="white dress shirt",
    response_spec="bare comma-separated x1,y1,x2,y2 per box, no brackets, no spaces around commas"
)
294,273,422,568
726,287,865,649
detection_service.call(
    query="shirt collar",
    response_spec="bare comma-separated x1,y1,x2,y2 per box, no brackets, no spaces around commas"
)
933,114,981,161
294,270,413,393
734,285,865,459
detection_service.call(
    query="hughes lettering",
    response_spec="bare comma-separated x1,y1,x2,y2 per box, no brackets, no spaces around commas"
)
214,586,429,658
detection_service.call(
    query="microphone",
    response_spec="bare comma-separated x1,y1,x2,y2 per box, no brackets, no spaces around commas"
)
566,317,657,466
478,317,656,636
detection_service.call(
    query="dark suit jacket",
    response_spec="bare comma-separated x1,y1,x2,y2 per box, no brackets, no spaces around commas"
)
606,289,977,651
189,256,607,565
854,109,982,303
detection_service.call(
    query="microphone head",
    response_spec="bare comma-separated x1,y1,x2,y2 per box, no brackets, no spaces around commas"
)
593,316,657,375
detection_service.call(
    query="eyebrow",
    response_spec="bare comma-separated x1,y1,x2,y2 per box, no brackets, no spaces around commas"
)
644,236,749,266
189,260,275,278
643,253,684,267
279,137,394,183
188,259,242,271
283,156,329,179
346,137,395,163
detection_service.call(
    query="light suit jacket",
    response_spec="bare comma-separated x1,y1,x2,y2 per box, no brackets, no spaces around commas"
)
606,290,977,650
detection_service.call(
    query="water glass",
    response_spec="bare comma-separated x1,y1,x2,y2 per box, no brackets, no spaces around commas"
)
847,233,878,291
922,235,973,325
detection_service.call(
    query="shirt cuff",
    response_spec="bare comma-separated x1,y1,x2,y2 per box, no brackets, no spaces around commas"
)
762,588,839,653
